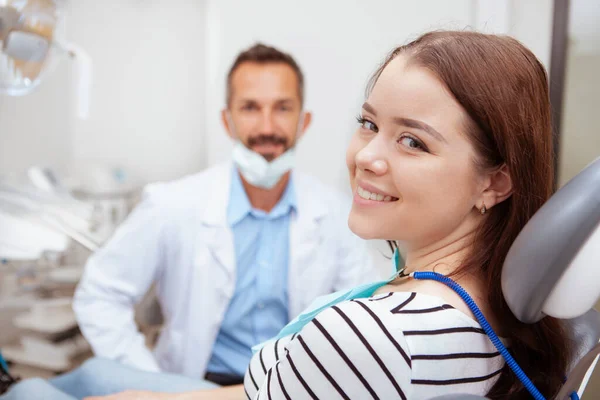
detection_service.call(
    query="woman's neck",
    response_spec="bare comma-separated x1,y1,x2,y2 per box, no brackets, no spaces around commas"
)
403,229,476,276
392,228,499,329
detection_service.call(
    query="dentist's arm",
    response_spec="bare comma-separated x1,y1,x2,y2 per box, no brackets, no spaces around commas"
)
74,189,167,372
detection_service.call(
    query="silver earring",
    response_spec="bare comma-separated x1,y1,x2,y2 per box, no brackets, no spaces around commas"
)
480,204,487,215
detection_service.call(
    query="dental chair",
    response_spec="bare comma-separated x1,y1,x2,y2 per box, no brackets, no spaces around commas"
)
432,157,600,399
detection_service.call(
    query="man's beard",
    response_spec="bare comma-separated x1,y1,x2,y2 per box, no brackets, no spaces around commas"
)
247,134,292,161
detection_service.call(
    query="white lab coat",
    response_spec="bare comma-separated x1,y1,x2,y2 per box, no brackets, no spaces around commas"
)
73,162,377,378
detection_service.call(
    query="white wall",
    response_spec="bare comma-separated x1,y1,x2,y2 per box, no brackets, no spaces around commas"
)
203,0,476,198
202,0,555,197
558,0,600,186
559,54,600,185
568,0,600,55
0,0,555,187
0,60,71,177
201,0,556,274
67,1,208,183
509,0,554,69
473,0,554,69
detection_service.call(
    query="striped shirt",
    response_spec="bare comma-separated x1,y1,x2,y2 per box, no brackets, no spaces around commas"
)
244,291,505,399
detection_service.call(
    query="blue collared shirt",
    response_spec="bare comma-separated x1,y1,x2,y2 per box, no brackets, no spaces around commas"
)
206,168,295,377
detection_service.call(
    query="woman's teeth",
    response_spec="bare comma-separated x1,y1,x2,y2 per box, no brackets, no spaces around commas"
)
357,186,397,202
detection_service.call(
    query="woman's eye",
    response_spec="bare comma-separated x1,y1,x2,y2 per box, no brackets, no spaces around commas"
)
356,117,378,132
398,135,425,151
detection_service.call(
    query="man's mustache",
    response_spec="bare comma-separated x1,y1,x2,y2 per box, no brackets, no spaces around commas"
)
247,134,289,148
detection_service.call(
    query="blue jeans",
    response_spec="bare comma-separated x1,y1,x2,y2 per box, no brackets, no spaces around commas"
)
1,358,218,400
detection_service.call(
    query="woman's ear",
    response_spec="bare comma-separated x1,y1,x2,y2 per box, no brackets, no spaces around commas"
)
480,164,513,210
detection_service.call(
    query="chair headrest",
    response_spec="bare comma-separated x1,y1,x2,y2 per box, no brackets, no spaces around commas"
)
502,157,600,323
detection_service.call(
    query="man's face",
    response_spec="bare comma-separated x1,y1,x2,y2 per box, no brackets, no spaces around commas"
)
223,62,309,161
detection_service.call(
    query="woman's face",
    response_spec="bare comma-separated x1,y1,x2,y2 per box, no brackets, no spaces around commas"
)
347,55,486,249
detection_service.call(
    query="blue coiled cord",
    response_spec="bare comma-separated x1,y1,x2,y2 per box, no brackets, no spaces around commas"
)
413,271,582,400
412,271,547,400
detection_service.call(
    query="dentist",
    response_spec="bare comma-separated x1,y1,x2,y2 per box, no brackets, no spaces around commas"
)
72,43,376,387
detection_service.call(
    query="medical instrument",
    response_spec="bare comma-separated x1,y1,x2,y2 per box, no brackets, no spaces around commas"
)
0,0,92,119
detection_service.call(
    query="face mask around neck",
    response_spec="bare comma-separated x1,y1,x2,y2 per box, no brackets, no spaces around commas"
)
228,111,304,189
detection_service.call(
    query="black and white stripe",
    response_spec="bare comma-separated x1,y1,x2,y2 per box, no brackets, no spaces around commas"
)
246,292,504,399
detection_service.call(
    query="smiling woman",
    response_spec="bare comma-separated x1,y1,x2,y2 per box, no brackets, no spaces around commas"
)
244,30,572,400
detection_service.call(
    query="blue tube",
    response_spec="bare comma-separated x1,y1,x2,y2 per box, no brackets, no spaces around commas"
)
412,271,546,400
0,350,9,373
570,392,580,400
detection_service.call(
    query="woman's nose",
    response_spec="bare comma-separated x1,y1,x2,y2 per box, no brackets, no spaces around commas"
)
355,143,388,175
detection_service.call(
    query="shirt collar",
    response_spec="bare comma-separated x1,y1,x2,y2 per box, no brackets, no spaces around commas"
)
227,167,297,226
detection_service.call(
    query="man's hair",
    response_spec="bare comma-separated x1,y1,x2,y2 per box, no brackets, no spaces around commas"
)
226,43,304,106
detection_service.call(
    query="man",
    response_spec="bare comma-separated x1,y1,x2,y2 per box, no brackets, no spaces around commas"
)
71,43,376,386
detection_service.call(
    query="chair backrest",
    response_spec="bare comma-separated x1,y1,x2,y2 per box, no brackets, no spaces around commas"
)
501,157,600,324
499,158,600,398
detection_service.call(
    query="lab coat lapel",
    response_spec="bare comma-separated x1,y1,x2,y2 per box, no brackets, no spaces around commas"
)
289,174,328,317
200,164,236,281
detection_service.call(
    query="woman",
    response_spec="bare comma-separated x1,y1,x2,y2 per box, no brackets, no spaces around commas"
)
3,30,572,400
237,30,572,400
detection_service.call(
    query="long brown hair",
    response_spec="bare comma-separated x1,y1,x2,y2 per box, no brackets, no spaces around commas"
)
372,31,572,398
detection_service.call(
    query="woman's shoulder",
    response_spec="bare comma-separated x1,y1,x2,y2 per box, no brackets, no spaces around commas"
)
319,291,503,366
355,291,494,343
305,291,486,349
358,292,505,392
365,291,483,328
246,292,503,399
258,291,495,363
